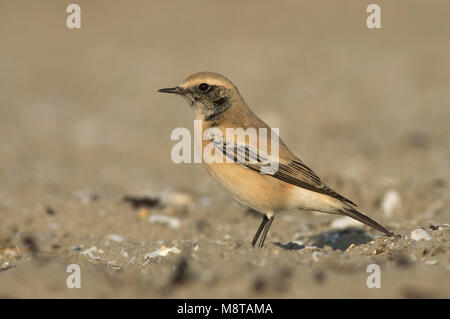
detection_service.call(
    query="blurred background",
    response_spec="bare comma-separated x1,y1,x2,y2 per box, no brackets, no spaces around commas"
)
0,1,449,298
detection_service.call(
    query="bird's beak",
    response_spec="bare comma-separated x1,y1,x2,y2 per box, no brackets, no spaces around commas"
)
158,86,185,95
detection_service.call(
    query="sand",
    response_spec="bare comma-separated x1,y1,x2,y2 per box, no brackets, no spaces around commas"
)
0,0,449,298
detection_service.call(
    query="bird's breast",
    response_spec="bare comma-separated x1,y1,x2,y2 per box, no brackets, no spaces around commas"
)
201,159,292,213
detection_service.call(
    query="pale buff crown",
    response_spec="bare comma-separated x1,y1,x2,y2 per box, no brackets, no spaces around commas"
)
180,72,239,92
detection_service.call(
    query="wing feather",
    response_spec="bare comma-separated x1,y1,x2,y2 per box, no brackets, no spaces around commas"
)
212,138,357,206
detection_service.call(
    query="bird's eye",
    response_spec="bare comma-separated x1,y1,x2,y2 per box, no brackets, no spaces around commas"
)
198,83,210,92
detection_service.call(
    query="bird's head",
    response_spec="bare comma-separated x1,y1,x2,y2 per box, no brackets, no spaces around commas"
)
159,72,239,120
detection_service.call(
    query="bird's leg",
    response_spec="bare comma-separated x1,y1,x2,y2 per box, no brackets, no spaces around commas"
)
251,215,268,247
258,216,274,248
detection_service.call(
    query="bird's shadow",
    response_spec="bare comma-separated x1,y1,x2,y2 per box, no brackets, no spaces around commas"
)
273,227,373,251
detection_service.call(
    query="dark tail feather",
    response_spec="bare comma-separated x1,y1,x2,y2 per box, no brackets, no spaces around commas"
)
340,207,394,236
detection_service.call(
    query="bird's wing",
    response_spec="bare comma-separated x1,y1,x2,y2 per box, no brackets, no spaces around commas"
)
209,135,357,206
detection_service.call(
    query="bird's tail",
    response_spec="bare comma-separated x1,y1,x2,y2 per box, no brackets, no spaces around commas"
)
340,206,394,236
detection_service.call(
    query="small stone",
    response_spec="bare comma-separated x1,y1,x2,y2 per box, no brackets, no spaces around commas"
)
312,251,322,262
162,192,194,215
425,260,438,265
138,208,150,220
74,190,100,204
165,192,193,207
410,228,432,241
148,214,181,229
123,195,159,209
81,246,100,260
381,190,401,218
49,222,59,230
429,225,439,231
292,240,305,247
373,247,387,255
144,246,181,260
107,234,124,243
45,206,56,215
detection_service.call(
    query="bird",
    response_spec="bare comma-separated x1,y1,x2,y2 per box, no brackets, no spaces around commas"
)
158,72,394,248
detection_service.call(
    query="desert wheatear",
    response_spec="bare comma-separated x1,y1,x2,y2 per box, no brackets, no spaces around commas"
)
159,72,393,247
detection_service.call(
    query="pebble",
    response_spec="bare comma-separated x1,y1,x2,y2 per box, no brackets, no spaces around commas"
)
381,190,401,218
425,260,438,265
107,234,124,243
312,251,322,262
163,192,194,212
144,246,181,260
292,240,305,247
148,214,181,229
49,222,59,230
331,216,362,229
138,208,150,220
167,192,192,205
81,246,101,260
410,228,432,241
346,244,356,251
74,190,99,204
